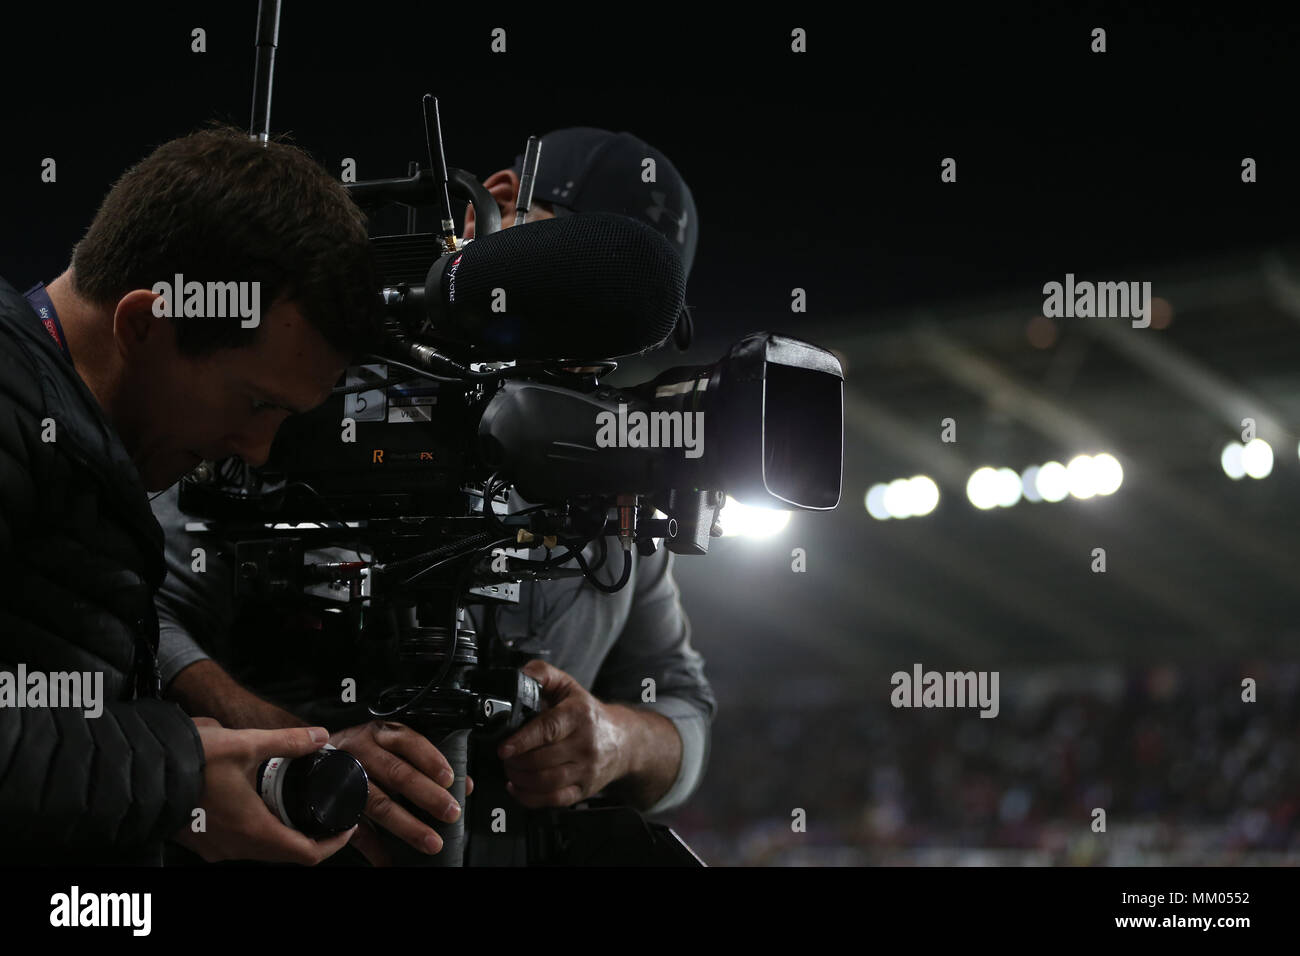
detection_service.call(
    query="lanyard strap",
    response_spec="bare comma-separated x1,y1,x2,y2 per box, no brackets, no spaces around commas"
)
21,282,161,698
22,281,73,365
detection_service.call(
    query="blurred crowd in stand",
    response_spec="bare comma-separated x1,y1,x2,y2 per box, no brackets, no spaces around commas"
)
668,662,1300,865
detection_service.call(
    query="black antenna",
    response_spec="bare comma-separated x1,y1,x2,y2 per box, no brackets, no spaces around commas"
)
250,0,282,144
514,136,542,226
421,95,458,255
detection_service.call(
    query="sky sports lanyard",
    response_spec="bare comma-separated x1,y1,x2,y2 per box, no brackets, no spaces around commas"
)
23,281,73,364
22,281,162,698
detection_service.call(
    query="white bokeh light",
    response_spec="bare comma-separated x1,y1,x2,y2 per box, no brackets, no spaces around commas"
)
995,467,1022,508
1092,453,1123,495
907,476,940,517
1242,438,1273,479
1066,455,1098,499
966,467,1000,510
883,478,914,519
865,483,891,520
867,476,940,520
1221,442,1245,480
1020,465,1042,503
1035,461,1069,503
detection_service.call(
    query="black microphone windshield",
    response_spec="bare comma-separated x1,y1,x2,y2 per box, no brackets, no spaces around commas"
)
428,212,685,360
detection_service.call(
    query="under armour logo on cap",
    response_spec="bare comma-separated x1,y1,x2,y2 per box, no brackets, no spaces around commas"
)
646,190,689,246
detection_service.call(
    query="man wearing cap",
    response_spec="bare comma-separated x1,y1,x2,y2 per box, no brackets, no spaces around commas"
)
463,126,698,276
150,127,716,865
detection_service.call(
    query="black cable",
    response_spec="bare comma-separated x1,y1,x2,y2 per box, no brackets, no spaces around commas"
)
539,544,585,567
372,528,501,584
375,477,553,587
588,534,609,575
365,352,552,384
395,533,514,589
347,351,621,401
573,543,632,593
368,534,507,720
361,353,464,384
481,472,509,537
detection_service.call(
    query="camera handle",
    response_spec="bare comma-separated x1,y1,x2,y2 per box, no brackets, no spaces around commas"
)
370,595,540,866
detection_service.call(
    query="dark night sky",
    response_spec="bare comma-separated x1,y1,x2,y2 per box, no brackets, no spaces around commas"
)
4,7,1298,340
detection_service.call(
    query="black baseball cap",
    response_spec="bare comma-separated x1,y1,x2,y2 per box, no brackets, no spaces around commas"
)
512,127,699,277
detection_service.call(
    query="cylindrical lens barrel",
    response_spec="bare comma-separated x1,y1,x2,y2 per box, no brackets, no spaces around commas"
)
258,745,369,836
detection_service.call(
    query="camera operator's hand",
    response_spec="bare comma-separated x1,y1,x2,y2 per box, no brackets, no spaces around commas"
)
329,720,472,864
497,660,631,808
171,718,357,864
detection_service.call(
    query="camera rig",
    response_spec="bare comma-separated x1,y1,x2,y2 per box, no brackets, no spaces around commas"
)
174,0,845,866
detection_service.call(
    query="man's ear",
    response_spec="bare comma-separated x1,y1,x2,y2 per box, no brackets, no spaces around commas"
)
112,288,174,363
464,168,520,238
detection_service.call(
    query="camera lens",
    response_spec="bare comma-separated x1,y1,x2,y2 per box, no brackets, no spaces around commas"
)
258,745,369,836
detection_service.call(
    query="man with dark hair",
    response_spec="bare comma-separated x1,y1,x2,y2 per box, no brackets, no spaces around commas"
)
151,127,716,865
0,125,383,864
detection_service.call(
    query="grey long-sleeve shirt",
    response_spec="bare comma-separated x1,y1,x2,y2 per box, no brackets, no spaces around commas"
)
151,484,716,815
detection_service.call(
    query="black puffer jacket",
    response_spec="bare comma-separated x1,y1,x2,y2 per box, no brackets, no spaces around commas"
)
0,276,204,863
